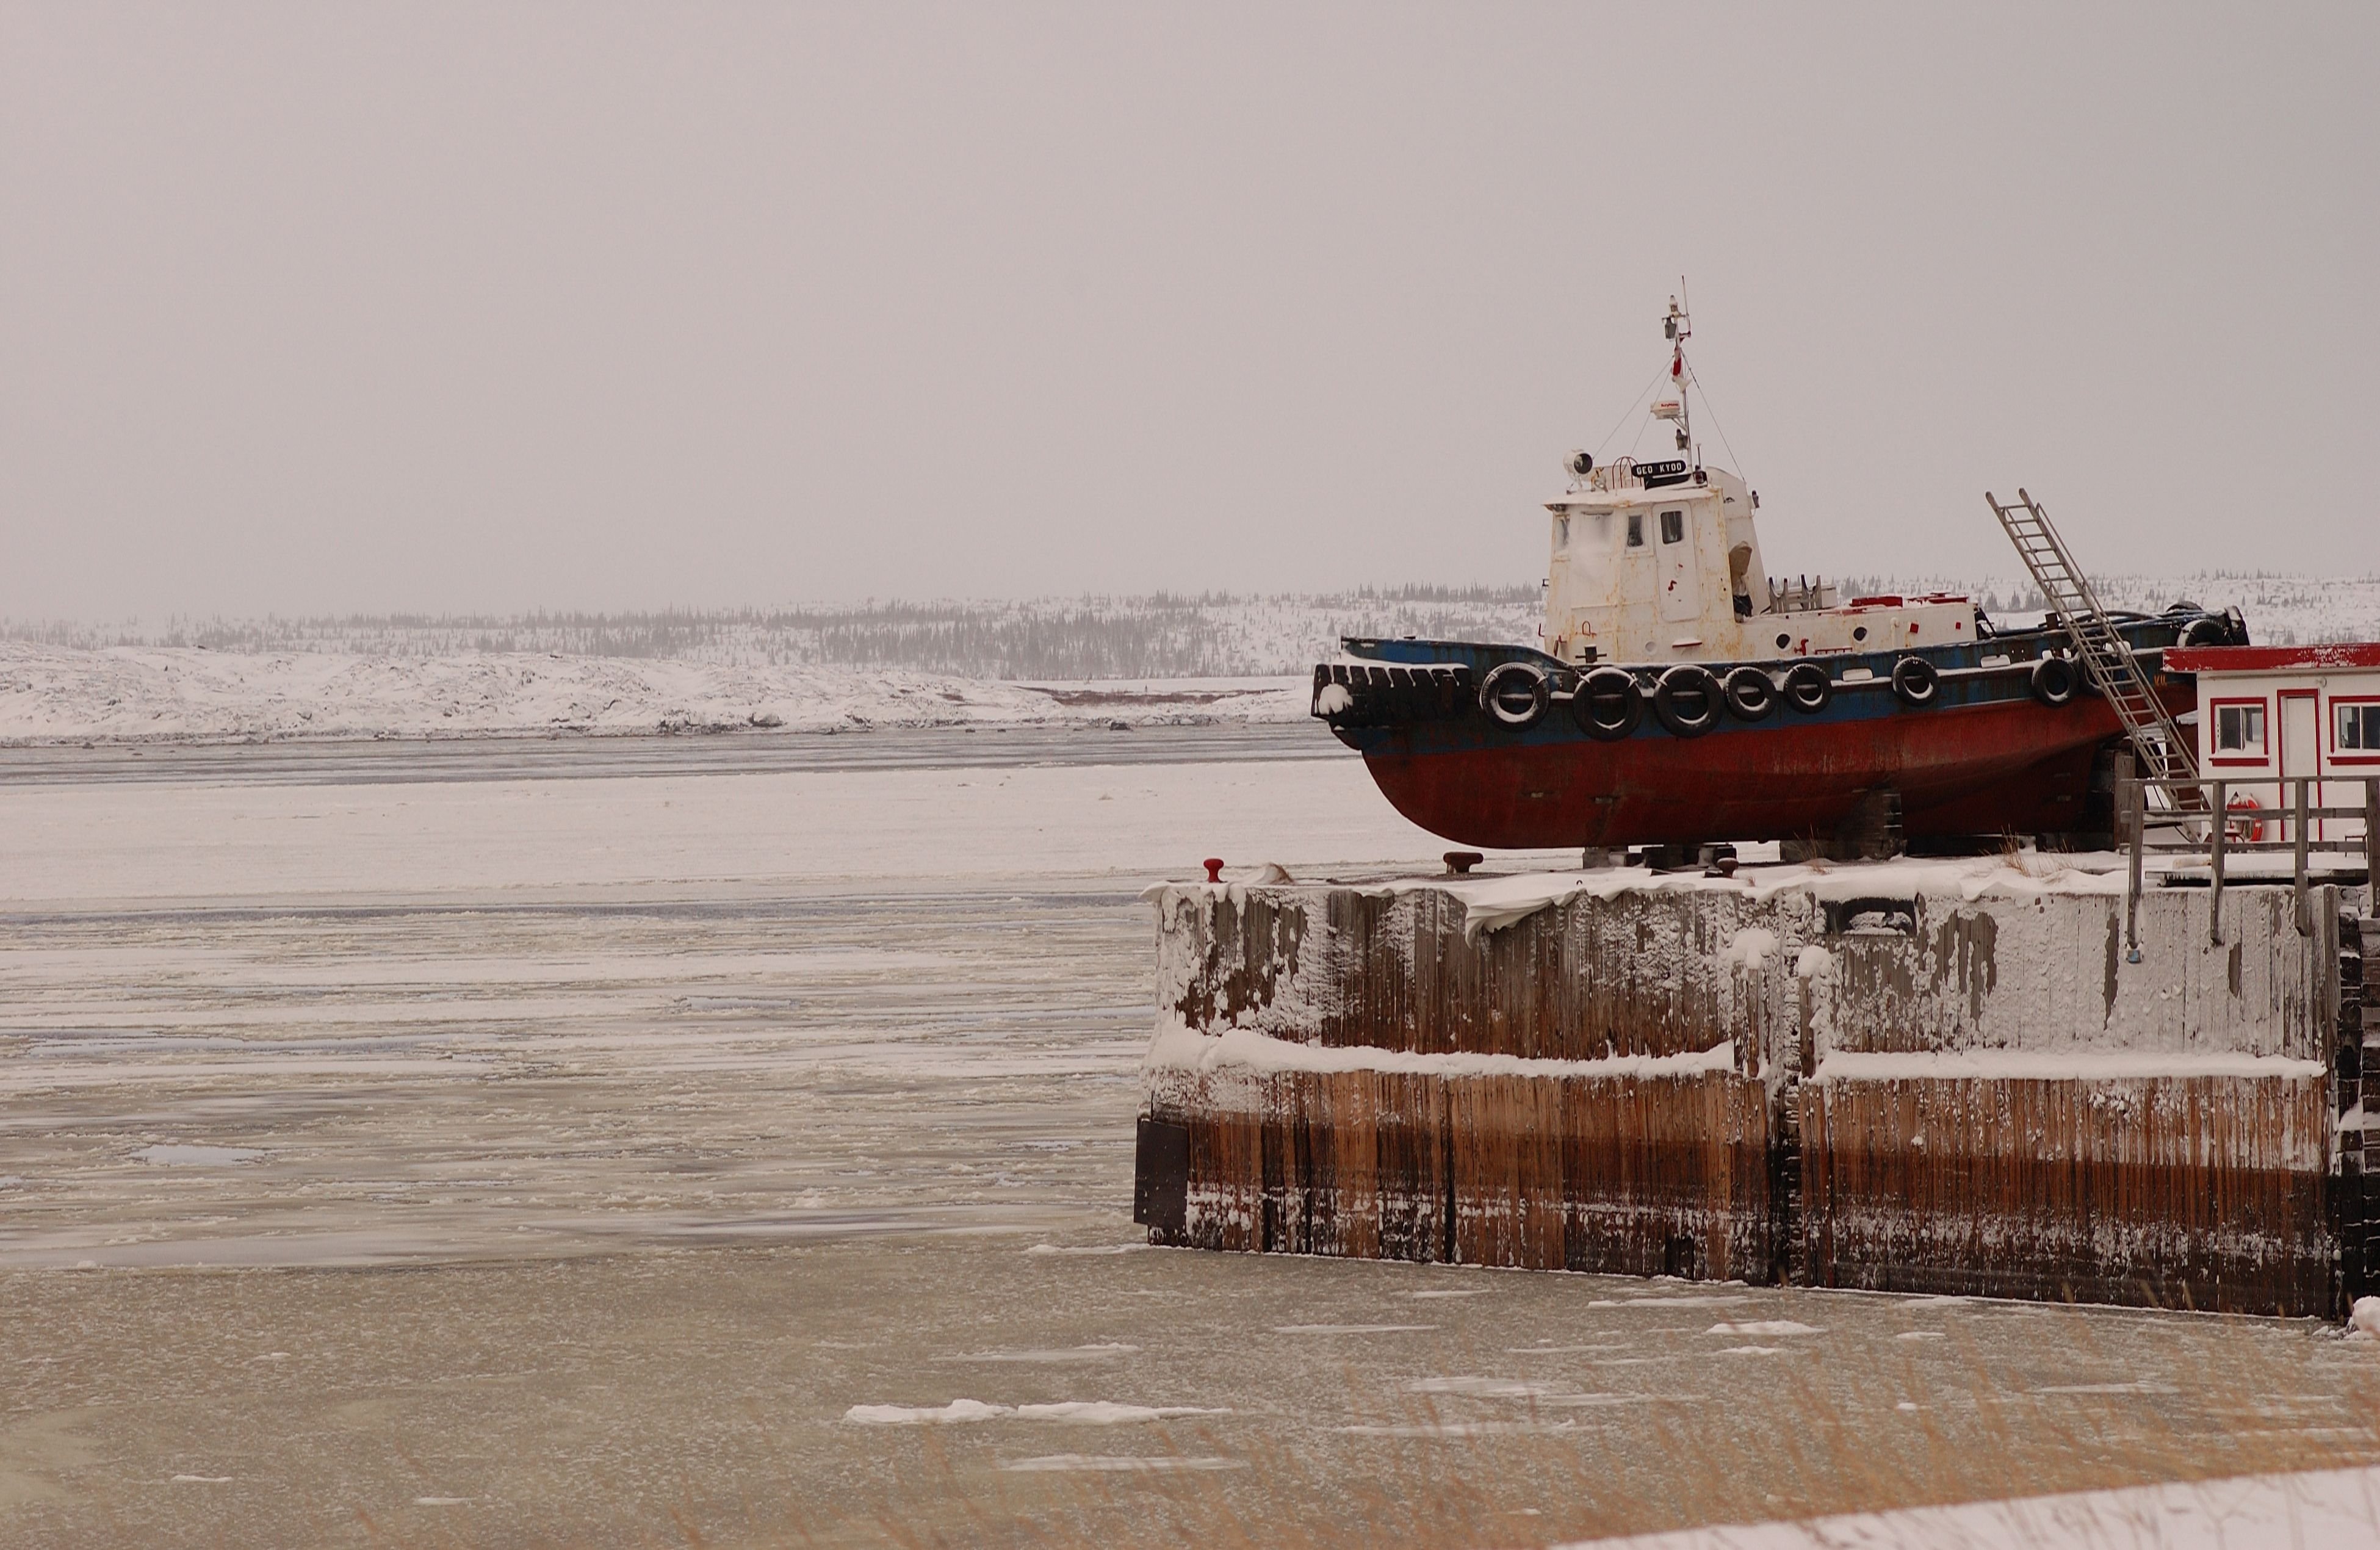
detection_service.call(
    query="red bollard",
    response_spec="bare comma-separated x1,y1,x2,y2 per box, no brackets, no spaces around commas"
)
1202,857,1224,883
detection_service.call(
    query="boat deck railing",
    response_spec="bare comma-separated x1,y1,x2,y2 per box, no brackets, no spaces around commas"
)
2116,761,2378,951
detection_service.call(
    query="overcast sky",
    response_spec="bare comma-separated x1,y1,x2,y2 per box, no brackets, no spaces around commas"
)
4,3,2373,621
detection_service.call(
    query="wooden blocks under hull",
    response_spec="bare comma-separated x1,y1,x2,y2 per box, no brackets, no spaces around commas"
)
1139,871,2364,1317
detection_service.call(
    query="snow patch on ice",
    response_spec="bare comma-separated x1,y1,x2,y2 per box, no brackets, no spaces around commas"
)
132,1145,265,1167
1407,1378,1656,1406
1272,1323,1436,1335
844,1399,1009,1425
940,1343,1139,1364
1407,1377,1572,1398
1013,1402,1228,1424
1341,1420,1582,1437
1000,1454,1244,1472
1708,1321,1822,1337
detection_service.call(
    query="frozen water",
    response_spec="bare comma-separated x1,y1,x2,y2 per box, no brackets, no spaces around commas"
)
2,724,2376,1546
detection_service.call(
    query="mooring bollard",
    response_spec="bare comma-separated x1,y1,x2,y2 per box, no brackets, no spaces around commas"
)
1202,857,1224,883
1444,851,1483,875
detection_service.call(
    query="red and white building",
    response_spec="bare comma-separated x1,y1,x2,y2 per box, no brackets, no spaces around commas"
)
2165,642,2380,846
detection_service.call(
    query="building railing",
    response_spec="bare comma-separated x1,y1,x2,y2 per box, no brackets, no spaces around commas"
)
2116,763,2378,951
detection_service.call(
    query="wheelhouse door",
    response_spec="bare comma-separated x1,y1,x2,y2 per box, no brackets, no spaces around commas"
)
1656,506,1701,626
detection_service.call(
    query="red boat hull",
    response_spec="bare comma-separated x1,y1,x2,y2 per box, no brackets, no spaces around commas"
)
1358,692,2172,850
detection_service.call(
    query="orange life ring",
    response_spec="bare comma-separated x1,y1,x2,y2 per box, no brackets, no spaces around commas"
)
2224,795,2265,844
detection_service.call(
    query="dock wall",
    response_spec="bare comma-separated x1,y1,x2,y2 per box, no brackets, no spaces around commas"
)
1136,871,2370,1315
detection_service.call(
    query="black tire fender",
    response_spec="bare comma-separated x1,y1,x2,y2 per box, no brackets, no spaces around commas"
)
2179,615,2229,648
1722,666,1777,721
1478,661,1550,729
1891,655,1941,707
1782,661,1832,714
1570,666,1644,741
1653,665,1724,737
2030,654,2080,707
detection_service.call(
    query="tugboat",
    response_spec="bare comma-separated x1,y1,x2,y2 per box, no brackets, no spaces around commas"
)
1313,298,2246,855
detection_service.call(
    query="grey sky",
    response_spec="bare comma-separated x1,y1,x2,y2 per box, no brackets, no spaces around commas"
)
4,3,2373,621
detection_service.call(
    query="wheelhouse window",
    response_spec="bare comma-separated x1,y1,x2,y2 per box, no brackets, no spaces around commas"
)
2214,702,2266,755
1659,510,1685,544
2340,702,2379,752
1626,513,1645,547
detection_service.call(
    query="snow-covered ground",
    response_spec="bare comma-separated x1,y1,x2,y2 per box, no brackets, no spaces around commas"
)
0,642,1310,744
1567,1462,2380,1549
0,587,1546,677
6,574,2372,746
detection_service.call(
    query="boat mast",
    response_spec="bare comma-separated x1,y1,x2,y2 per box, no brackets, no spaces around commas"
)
1658,294,1693,464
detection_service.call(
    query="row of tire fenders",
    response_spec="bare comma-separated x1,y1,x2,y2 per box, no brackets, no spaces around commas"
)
1475,652,2088,739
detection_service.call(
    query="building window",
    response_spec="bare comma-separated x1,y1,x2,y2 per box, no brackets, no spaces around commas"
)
2215,702,2266,755
1626,513,1645,547
1660,510,1685,544
2341,702,2378,752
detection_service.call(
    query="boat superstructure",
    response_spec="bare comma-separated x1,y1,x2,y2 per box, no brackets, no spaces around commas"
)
1544,461,1978,667
1542,298,1979,669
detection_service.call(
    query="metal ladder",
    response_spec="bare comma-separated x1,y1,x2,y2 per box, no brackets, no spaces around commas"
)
1985,488,2206,815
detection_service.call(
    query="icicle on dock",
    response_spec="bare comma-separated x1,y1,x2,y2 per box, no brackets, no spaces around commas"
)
1133,860,2376,1316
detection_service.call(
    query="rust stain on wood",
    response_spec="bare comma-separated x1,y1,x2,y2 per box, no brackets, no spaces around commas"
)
1150,1068,1770,1281
1801,1075,2331,1314
1145,881,2362,1318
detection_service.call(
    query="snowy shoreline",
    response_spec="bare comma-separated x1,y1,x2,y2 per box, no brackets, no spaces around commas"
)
0,643,1310,747
9,571,2376,748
